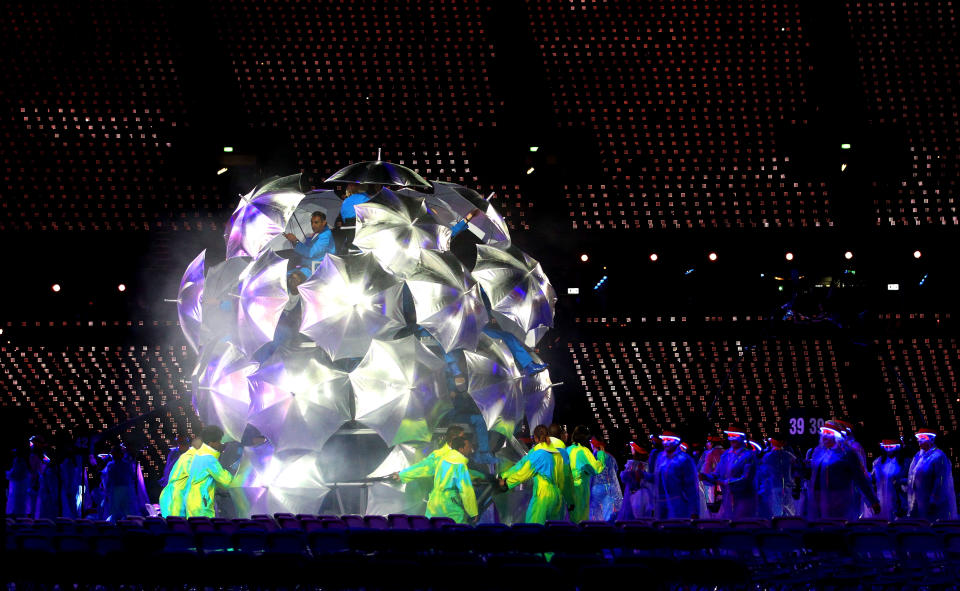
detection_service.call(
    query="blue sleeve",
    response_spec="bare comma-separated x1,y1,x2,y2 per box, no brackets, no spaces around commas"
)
451,219,468,237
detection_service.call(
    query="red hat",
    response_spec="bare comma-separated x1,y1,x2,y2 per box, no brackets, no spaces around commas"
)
821,420,845,437
915,428,937,439
660,430,681,442
707,435,725,443
723,425,748,438
748,440,762,452
679,442,689,451
590,437,605,450
628,441,644,455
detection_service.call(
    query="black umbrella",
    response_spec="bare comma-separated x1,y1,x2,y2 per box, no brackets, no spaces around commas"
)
325,159,431,189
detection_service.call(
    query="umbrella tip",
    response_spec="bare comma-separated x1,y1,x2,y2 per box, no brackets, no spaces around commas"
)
486,192,496,201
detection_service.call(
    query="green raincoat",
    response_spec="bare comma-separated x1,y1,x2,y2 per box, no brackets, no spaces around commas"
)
501,442,574,524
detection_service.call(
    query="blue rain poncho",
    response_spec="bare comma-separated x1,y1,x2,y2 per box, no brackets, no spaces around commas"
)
101,455,143,521
757,448,796,518
806,445,879,520
908,446,958,521
616,459,652,520
702,446,758,519
589,450,623,521
652,449,700,519
867,455,906,520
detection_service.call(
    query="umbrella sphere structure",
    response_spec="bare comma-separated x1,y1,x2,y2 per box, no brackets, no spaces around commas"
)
179,163,557,516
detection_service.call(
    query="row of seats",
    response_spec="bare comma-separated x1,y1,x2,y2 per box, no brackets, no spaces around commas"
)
6,515,960,588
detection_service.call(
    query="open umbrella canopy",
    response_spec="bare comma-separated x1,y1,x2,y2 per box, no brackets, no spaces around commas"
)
298,253,406,360
472,244,557,347
178,250,206,354
228,450,330,517
350,335,450,446
353,189,451,277
225,174,305,259
199,256,250,345
237,251,290,357
264,189,344,253
247,347,352,454
463,334,524,438
325,160,431,189
521,358,556,429
364,443,428,516
421,181,511,245
192,339,256,442
404,250,489,353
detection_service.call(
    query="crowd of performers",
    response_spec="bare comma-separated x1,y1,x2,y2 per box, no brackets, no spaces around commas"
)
4,432,151,520
617,421,957,523
6,419,957,525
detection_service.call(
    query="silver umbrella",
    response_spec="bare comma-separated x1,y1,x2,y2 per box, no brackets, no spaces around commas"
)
463,334,524,438
200,256,250,345
325,160,431,189
177,250,205,354
428,181,511,245
229,450,330,517
247,348,352,454
264,189,343,252
236,251,290,357
298,253,406,360
350,335,450,446
521,360,556,429
353,189,451,277
405,250,489,353
364,443,428,516
192,339,256,442
225,174,305,259
472,245,557,346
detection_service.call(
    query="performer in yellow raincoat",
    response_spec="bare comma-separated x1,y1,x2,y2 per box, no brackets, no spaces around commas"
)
396,425,465,483
498,425,575,524
568,425,605,522
423,436,479,524
158,433,206,517
185,426,234,517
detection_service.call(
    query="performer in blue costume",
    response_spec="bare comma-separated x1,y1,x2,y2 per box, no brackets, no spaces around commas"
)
700,426,758,519
652,431,700,519
806,421,880,520
589,437,623,521
757,435,796,519
866,438,907,520
338,183,374,226
101,445,144,521
616,442,652,520
908,428,957,521
284,211,335,273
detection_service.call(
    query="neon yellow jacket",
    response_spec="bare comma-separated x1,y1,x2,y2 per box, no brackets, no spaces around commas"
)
424,448,479,523
399,444,449,482
184,444,233,517
159,446,213,517
501,442,574,524
568,443,604,521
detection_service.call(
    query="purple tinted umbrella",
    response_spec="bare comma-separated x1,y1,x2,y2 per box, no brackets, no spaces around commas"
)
247,348,352,454
177,250,206,353
404,250,489,353
225,174,305,259
353,190,451,277
192,340,256,442
364,443,428,516
463,334,524,438
236,251,290,357
521,357,556,429
200,256,250,344
350,336,449,446
325,160,431,189
428,181,511,245
472,245,557,347
229,450,330,516
298,253,406,360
